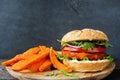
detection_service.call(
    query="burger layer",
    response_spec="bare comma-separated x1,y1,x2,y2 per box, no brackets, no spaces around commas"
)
62,50,107,60
62,45,107,60
63,59,110,72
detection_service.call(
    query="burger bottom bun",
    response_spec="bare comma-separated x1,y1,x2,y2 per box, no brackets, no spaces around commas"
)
63,59,111,72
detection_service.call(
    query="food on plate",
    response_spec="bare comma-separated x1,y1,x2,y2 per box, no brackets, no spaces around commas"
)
2,46,72,73
39,58,52,72
11,46,50,71
49,47,72,72
59,28,114,72
1,28,115,79
28,57,46,72
2,47,40,66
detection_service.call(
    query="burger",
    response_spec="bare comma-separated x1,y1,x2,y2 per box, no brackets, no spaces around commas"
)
58,28,113,72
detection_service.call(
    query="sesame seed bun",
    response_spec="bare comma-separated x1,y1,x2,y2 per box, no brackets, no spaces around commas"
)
61,28,109,45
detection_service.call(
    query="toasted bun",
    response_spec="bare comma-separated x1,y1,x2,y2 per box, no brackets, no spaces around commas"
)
61,28,109,45
63,59,110,72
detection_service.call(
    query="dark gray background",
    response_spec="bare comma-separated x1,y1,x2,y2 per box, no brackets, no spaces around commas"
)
0,0,120,60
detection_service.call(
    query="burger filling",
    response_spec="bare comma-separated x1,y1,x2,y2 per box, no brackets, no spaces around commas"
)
61,40,112,60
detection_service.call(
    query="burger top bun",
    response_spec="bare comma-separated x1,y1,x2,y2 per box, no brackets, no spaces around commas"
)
61,28,109,45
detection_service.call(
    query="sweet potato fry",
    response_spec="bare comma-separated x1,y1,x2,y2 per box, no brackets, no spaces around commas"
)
2,54,22,66
11,47,50,71
22,47,40,59
49,47,72,72
39,58,52,72
2,46,72,73
28,58,46,72
39,46,47,52
2,47,40,66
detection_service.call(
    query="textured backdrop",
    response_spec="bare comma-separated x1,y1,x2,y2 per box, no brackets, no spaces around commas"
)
0,0,120,60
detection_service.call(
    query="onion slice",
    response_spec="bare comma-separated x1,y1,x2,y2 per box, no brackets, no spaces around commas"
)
66,44,82,48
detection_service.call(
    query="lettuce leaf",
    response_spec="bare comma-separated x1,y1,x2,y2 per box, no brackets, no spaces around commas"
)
57,53,113,62
103,55,114,62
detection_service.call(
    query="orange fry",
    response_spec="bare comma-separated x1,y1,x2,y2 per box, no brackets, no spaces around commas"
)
39,58,52,72
49,47,72,72
22,47,40,59
2,54,22,66
39,46,47,52
2,47,40,66
11,47,50,71
28,58,46,72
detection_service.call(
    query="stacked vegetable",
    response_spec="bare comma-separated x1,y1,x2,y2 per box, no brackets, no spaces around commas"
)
60,40,113,60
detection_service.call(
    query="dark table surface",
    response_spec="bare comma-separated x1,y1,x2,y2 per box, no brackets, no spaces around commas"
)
0,59,120,80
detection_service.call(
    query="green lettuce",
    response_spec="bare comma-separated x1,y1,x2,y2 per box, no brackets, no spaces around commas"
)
57,39,112,50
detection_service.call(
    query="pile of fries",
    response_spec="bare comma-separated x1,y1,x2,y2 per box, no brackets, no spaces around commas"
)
2,46,72,72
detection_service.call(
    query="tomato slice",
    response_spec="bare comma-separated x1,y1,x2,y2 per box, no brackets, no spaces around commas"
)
62,46,106,53
85,47,106,53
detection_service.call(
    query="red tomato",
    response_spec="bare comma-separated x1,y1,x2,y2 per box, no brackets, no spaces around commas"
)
62,46,106,53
